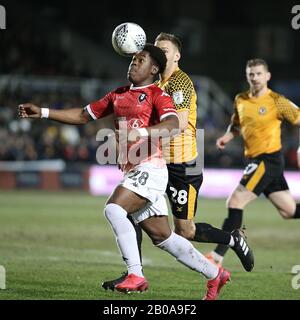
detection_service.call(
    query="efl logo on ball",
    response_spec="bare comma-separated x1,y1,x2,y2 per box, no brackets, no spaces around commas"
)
112,22,146,57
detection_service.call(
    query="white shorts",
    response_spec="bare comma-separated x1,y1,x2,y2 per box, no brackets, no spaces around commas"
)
120,162,168,204
131,195,168,224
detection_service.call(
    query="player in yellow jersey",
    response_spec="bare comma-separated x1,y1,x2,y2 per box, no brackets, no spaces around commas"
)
155,32,204,238
102,36,255,291
207,58,300,266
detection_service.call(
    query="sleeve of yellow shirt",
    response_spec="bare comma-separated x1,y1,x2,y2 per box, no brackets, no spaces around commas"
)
275,95,300,125
169,72,193,111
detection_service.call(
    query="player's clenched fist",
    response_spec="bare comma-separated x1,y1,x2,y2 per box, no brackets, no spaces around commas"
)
18,104,41,118
216,132,234,150
216,136,227,150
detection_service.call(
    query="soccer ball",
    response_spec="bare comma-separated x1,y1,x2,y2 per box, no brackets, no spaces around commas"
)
112,22,146,57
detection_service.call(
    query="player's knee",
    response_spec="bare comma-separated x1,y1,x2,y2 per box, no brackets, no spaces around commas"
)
227,197,238,208
279,209,294,219
150,231,172,245
103,203,115,220
227,194,244,209
225,197,231,208
103,203,127,223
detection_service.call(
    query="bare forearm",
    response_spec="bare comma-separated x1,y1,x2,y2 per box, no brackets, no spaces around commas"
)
177,110,189,131
224,131,235,141
227,124,240,137
48,108,90,124
147,115,179,138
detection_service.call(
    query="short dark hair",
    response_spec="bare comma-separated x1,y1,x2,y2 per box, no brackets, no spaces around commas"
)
143,43,167,73
155,32,182,52
246,58,269,71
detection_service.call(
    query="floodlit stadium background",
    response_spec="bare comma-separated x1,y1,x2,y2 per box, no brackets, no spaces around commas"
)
0,0,300,300
1,0,299,195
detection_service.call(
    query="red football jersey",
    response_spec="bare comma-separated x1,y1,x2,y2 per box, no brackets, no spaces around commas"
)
85,83,178,171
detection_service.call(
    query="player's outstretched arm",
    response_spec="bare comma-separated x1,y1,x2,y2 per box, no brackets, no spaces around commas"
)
18,103,91,124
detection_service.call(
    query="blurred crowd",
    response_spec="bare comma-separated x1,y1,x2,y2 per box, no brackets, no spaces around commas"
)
0,90,102,163
0,89,299,169
0,5,299,169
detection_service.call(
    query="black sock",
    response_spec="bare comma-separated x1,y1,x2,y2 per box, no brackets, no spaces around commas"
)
193,223,231,245
214,208,243,257
294,204,300,219
127,215,143,264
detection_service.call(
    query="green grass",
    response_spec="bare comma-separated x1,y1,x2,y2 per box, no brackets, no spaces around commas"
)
0,190,299,300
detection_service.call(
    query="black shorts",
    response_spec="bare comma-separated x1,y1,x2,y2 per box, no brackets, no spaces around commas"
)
166,161,203,220
240,151,289,197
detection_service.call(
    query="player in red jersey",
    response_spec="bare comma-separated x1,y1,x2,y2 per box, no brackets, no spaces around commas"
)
19,44,230,299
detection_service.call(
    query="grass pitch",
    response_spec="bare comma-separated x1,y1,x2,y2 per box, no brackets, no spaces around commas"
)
0,190,299,300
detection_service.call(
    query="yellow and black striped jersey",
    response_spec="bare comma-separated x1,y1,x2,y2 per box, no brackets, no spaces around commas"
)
157,68,198,163
230,89,300,158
